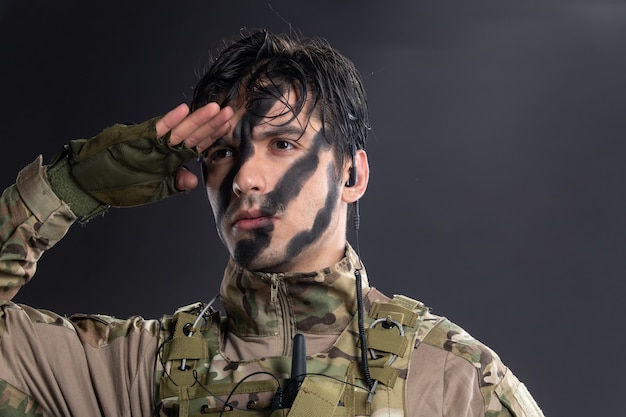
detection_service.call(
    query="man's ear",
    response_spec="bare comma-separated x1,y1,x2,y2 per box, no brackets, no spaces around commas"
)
342,149,369,203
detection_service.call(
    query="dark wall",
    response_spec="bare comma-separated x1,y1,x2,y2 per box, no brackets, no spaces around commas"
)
2,1,625,416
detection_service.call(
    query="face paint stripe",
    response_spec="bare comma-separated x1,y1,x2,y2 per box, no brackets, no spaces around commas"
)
216,110,260,232
283,163,340,261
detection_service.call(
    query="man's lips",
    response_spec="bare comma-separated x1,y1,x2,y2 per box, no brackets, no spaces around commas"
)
231,210,276,231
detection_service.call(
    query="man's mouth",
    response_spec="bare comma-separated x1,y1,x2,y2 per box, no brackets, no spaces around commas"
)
232,210,276,231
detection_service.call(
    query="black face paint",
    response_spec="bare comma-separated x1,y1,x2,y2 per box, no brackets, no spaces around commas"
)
214,97,274,242
283,163,341,262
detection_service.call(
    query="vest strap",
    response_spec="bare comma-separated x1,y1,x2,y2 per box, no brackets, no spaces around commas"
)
369,302,418,327
368,366,400,388
164,337,208,360
365,327,409,357
288,376,346,417
177,385,190,417
160,311,212,398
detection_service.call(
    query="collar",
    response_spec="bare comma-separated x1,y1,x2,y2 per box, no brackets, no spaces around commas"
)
219,244,369,337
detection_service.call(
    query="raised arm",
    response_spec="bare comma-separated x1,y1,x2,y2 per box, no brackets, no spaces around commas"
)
0,159,76,305
0,102,232,305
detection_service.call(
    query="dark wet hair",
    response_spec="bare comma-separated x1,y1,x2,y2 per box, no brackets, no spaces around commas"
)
191,30,369,164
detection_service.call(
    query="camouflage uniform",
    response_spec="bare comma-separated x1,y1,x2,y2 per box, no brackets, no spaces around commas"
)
0,157,544,416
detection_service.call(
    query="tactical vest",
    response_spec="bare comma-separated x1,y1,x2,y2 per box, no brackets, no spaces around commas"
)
155,295,442,417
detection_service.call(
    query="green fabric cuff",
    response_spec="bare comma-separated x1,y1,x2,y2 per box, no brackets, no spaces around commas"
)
46,155,108,222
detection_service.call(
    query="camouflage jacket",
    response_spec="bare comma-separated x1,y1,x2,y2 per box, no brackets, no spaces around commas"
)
0,158,544,417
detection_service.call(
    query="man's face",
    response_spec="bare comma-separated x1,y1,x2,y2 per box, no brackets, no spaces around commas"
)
202,90,349,272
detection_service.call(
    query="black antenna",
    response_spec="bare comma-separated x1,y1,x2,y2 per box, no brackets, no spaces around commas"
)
283,333,306,408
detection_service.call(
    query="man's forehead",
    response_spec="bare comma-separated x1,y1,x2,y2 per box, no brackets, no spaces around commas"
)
231,91,322,137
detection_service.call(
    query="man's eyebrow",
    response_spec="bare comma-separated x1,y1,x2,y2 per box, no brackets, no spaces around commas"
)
255,124,307,139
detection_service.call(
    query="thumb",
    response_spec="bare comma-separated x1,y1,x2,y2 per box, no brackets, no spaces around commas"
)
175,167,199,191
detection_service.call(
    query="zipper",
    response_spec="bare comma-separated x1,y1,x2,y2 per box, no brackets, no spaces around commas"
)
268,273,293,356
270,275,279,304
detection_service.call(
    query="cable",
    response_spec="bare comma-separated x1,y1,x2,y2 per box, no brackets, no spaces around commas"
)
355,268,374,392
352,198,374,393
219,371,280,416
353,199,361,234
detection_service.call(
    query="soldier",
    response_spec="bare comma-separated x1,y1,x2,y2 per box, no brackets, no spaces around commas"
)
0,30,544,416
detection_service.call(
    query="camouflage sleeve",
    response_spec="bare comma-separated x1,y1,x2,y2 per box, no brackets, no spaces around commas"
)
0,157,76,305
0,304,161,415
422,319,545,417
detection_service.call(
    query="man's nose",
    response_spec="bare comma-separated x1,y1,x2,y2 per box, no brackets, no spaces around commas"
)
232,153,268,197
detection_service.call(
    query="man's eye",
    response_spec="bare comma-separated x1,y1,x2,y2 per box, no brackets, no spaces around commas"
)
273,140,294,150
209,148,234,163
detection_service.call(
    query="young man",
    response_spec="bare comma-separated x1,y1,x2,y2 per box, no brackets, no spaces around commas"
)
0,31,544,416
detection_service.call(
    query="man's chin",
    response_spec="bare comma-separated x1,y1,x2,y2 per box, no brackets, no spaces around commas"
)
231,240,277,271
232,245,294,273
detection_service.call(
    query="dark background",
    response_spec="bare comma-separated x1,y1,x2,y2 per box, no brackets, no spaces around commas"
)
2,1,625,416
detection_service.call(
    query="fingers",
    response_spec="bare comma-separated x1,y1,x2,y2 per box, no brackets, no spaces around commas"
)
155,103,190,138
175,168,199,191
162,102,234,152
180,105,234,153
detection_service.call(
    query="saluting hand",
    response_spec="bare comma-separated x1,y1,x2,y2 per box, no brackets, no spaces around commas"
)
156,102,233,191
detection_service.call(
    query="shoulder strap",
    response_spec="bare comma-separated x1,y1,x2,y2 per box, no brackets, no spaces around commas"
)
369,294,443,348
157,305,223,416
360,294,443,416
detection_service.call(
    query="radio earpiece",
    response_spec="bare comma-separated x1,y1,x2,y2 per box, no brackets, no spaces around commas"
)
346,144,358,187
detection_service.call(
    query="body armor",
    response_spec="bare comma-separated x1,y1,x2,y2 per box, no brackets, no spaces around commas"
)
156,295,439,417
